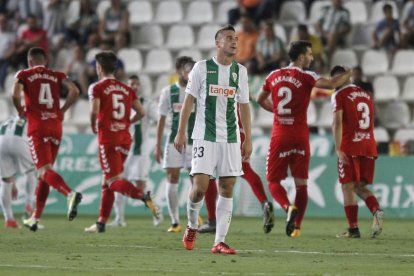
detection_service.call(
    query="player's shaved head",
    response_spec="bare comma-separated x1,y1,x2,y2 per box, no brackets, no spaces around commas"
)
288,41,312,62
215,25,235,40
28,47,46,64
330,65,346,77
95,51,117,74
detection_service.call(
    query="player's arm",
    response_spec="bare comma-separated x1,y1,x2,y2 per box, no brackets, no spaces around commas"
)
60,79,79,114
239,103,253,161
155,115,166,164
11,79,25,117
90,99,100,134
174,94,195,153
332,110,349,164
315,69,352,90
130,99,145,124
256,89,273,112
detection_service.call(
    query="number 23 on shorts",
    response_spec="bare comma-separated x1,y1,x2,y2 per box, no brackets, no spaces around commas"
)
193,146,204,158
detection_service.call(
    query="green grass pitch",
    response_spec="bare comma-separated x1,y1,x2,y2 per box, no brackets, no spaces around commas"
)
0,215,413,275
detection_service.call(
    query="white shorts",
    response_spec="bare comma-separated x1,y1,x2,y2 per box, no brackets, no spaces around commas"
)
0,136,35,178
163,143,192,169
123,152,149,181
190,140,243,177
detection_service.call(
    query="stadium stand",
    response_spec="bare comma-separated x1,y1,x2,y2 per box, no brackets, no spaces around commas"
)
373,75,400,102
133,24,164,49
128,1,153,25
279,1,307,26
154,0,183,24
361,50,389,76
143,49,173,74
165,24,195,50
185,1,214,25
118,48,143,74
391,50,414,76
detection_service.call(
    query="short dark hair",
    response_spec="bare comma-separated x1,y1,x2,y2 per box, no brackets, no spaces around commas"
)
383,3,392,12
95,51,117,74
215,25,235,40
288,40,312,61
297,24,308,33
28,47,46,60
330,65,346,77
175,56,195,70
128,75,139,81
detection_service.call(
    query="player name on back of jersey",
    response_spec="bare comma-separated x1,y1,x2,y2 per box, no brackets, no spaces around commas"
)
208,84,236,98
270,75,302,88
103,84,129,95
347,91,371,102
27,73,58,83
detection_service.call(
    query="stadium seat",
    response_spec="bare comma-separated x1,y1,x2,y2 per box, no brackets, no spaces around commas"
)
96,0,110,20
373,127,390,143
279,1,306,26
177,49,203,61
144,49,173,74
316,101,333,128
197,25,221,50
138,74,153,98
256,108,274,129
118,48,142,74
185,1,213,25
379,101,410,129
154,1,183,24
309,0,330,24
273,24,287,44
401,76,414,102
0,98,10,122
373,75,400,102
65,0,80,25
361,49,389,76
343,1,367,24
330,49,358,68
71,99,90,125
216,1,237,24
128,1,153,25
166,24,194,50
86,48,100,63
394,128,414,143
133,24,163,49
307,101,317,126
154,74,170,99
370,1,399,23
350,24,374,51
391,50,414,76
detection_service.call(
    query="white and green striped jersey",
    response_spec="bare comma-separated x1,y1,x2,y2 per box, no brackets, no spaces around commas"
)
0,116,28,139
159,82,196,145
186,57,249,143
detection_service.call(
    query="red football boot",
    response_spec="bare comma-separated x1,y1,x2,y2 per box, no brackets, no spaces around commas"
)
211,242,236,254
5,220,19,228
182,226,197,250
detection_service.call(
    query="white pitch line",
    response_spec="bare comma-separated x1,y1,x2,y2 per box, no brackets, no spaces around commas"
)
86,244,414,258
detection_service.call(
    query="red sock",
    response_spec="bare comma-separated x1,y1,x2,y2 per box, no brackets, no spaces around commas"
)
98,184,114,223
110,179,143,199
268,182,290,211
365,195,380,214
294,185,308,229
242,162,267,203
205,179,217,221
344,205,359,229
33,180,50,220
43,170,72,196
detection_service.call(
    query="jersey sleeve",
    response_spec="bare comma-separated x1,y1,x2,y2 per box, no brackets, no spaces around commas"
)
88,83,99,101
331,92,343,112
261,72,273,92
304,70,320,87
235,65,249,104
56,71,68,81
185,62,200,98
14,70,26,84
158,87,170,116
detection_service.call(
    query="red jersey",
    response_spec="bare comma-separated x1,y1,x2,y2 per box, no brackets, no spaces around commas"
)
16,66,66,135
262,66,320,137
331,84,377,157
89,78,137,145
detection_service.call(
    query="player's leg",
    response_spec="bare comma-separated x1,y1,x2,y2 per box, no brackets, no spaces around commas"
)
165,167,181,232
24,170,37,218
242,161,274,233
109,192,126,227
25,179,49,231
0,176,18,228
198,178,217,233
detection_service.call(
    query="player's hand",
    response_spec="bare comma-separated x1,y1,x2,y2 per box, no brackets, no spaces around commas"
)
91,123,97,134
11,184,18,200
241,138,252,162
174,132,187,153
154,145,163,164
336,150,349,165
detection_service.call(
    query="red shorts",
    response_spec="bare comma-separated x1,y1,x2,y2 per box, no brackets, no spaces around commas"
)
28,129,62,169
98,143,131,180
338,156,376,184
266,136,310,182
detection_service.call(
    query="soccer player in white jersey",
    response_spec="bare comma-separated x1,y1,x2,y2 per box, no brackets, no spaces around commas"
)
109,75,162,227
174,25,252,254
0,116,37,228
155,56,200,233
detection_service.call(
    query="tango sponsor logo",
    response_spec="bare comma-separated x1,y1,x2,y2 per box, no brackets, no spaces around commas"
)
279,148,305,158
208,84,236,98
